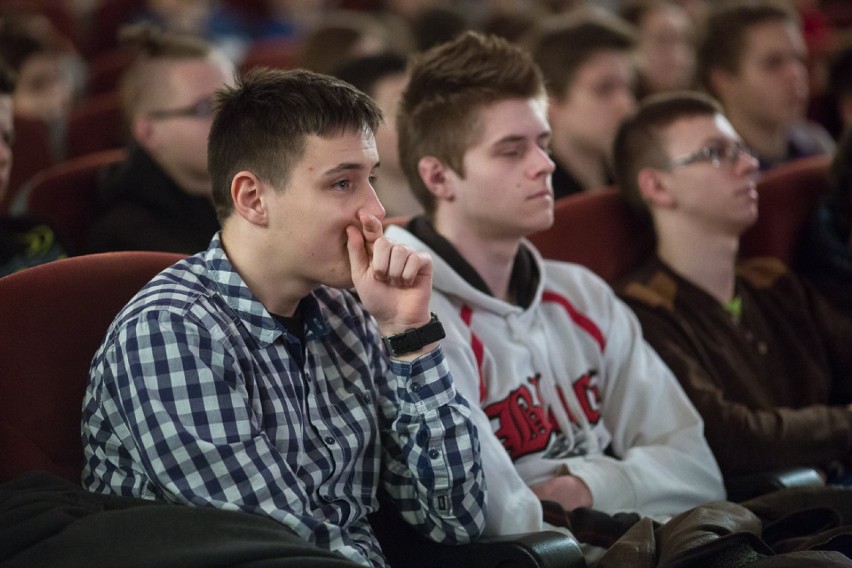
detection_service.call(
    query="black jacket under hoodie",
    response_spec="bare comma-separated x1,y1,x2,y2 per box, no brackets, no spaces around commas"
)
87,144,219,255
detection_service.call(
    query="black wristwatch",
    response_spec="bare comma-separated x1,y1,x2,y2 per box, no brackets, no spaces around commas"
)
382,313,446,357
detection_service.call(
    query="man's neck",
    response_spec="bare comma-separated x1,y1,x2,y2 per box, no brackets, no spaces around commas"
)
433,216,519,303
655,215,740,305
550,137,609,191
725,107,789,164
220,224,308,317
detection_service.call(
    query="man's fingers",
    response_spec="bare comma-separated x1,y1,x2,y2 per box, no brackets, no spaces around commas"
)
346,224,368,276
372,241,430,287
401,251,431,286
360,214,384,245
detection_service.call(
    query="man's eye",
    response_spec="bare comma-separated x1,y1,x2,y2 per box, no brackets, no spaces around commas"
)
333,180,351,190
500,149,522,158
368,175,377,185
706,146,724,161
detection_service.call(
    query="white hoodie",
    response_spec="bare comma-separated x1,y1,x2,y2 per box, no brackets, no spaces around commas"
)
386,224,724,537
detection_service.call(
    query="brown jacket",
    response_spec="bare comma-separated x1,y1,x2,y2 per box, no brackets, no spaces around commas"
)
619,256,852,477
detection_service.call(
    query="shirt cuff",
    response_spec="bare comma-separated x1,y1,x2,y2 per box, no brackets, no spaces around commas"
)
389,346,458,411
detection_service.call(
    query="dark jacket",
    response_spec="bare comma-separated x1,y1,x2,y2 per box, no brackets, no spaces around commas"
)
618,255,852,478
87,144,219,254
799,196,852,316
0,215,66,277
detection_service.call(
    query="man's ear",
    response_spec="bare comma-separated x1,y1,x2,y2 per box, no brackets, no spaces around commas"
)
418,156,454,200
708,67,734,102
231,171,268,226
637,167,675,208
131,116,155,151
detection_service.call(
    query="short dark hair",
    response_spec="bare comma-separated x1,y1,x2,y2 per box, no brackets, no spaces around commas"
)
530,8,637,100
332,52,408,98
398,31,544,217
613,90,722,214
208,67,383,222
0,59,16,95
696,0,797,97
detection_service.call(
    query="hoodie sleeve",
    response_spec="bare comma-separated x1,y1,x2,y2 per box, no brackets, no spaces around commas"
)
561,283,725,519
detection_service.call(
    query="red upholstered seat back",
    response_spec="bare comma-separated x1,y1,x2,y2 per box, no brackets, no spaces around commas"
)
740,154,832,266
0,251,185,483
25,148,126,253
528,187,654,283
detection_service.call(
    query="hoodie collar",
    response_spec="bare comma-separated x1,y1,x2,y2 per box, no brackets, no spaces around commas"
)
405,215,540,308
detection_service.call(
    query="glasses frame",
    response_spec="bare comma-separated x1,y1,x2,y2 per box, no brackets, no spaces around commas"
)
147,97,215,121
666,140,754,170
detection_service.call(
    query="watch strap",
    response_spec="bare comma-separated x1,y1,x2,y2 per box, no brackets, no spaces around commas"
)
382,313,445,357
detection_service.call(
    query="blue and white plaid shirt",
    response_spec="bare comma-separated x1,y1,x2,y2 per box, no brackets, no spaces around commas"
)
82,234,486,566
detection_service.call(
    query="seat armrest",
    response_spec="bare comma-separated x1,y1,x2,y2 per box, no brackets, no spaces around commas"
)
725,467,825,502
369,506,587,568
379,529,586,568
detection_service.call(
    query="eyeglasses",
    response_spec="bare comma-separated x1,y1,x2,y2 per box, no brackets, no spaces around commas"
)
148,97,215,121
666,140,754,170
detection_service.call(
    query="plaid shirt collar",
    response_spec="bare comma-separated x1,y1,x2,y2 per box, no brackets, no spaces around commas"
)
203,232,329,347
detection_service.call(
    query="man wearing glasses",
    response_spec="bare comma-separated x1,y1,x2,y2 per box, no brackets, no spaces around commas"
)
614,91,852,485
87,24,234,254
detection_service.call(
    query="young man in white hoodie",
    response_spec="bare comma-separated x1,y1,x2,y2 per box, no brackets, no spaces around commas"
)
385,30,724,555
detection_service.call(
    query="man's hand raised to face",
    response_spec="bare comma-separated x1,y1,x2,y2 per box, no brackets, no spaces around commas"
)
346,214,436,356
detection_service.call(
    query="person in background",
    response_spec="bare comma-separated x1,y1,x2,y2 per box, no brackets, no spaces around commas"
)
614,90,852,485
387,30,723,562
125,0,251,63
529,8,637,198
298,10,406,76
87,24,234,254
696,0,834,171
82,66,486,567
0,10,84,160
621,0,697,100
800,125,852,315
0,60,66,276
333,52,422,218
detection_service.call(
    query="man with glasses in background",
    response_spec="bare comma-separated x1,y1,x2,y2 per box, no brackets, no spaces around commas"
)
614,91,852,486
87,24,234,254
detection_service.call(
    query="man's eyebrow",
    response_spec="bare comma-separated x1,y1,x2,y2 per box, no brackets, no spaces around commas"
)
321,161,380,176
492,134,527,146
701,135,733,146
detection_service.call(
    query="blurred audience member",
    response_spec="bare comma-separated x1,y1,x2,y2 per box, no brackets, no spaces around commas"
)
299,10,405,75
409,6,470,52
696,0,834,171
333,52,422,217
621,0,696,100
530,8,637,197
0,62,66,276
0,10,85,159
800,127,852,315
254,0,327,41
481,8,538,45
87,24,234,254
126,0,251,63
